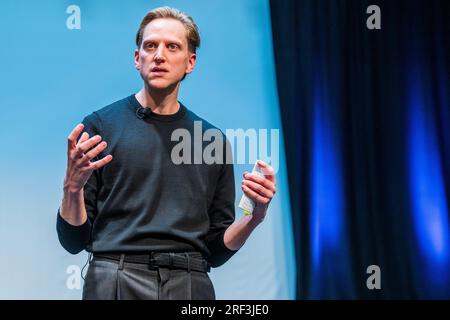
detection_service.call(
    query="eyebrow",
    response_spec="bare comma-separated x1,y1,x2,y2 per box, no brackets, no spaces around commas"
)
142,38,183,46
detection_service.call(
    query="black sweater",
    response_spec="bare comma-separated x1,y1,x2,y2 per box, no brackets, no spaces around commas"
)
57,95,238,267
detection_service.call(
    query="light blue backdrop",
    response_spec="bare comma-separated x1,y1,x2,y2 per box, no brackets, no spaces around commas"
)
0,0,295,299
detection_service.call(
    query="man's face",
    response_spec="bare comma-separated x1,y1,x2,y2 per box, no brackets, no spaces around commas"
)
135,18,196,90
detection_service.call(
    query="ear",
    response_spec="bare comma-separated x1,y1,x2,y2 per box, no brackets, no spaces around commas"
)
134,49,140,70
185,52,197,75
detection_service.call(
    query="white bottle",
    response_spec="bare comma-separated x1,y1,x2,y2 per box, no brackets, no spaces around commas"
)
238,162,266,215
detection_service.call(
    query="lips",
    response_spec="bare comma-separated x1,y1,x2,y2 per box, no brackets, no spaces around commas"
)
151,67,168,73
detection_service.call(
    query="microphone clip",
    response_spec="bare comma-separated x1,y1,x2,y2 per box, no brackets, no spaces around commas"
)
136,106,148,119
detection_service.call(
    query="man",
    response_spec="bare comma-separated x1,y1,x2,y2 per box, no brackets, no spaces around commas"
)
57,7,276,300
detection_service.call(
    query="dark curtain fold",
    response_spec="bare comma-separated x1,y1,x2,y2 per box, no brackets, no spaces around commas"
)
270,0,450,299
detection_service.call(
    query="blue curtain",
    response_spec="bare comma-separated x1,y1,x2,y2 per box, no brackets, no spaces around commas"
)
270,0,450,299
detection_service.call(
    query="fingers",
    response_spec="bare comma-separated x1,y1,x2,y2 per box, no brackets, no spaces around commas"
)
87,155,113,170
241,184,271,206
242,171,276,194
265,173,276,184
256,160,276,184
79,132,89,144
67,124,84,154
71,132,90,160
242,179,274,199
241,161,277,205
74,135,103,158
67,124,113,170
77,140,108,165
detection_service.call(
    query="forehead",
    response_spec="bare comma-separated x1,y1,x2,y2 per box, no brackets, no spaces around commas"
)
142,18,188,43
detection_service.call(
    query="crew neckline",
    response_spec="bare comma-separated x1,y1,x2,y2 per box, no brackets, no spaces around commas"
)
128,94,187,122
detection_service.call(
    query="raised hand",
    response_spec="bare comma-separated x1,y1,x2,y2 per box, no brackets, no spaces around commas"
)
64,123,113,193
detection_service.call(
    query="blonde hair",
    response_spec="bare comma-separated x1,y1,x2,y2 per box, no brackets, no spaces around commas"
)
136,7,200,53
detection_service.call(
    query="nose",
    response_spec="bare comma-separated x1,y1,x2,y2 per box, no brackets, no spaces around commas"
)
154,44,166,64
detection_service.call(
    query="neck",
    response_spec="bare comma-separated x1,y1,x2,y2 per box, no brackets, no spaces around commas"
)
135,82,181,115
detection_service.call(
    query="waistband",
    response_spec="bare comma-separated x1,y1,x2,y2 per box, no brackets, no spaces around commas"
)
92,252,211,273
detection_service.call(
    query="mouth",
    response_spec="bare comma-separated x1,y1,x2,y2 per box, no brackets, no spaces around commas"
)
151,67,168,74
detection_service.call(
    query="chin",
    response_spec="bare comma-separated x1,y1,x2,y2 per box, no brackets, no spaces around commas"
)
147,79,173,90
148,76,183,91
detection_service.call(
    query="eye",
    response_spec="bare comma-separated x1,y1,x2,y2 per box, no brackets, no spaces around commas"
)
168,43,179,51
145,42,156,50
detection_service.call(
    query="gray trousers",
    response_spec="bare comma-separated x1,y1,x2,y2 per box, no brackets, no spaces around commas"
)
82,256,216,300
